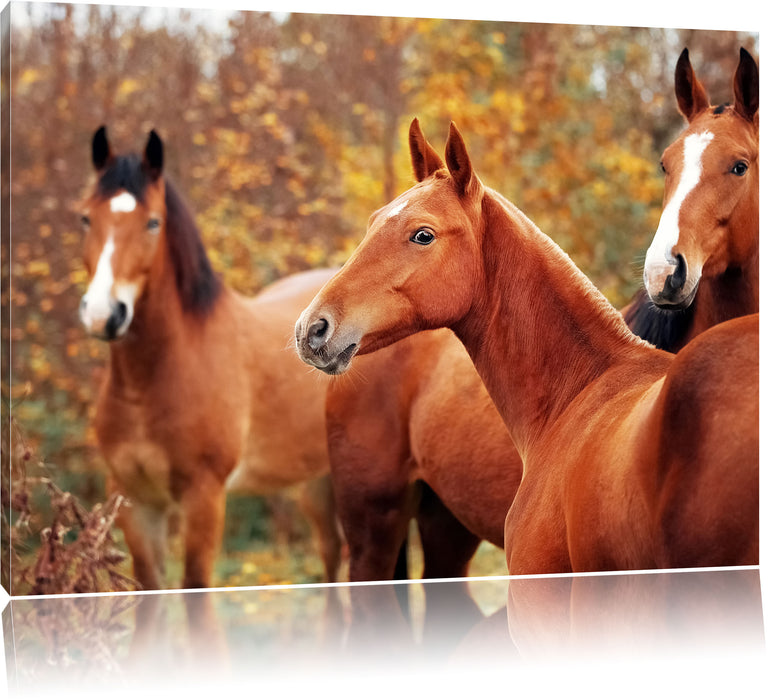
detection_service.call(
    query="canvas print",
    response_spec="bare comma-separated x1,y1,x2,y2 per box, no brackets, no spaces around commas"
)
0,2,759,597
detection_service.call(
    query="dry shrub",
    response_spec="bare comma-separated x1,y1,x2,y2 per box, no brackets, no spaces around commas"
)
2,412,137,595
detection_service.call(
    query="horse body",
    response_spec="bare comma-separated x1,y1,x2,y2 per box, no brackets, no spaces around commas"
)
82,128,339,589
327,328,519,579
295,118,758,575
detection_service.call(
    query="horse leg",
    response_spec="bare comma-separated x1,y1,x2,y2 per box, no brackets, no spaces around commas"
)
298,474,344,582
416,483,481,579
334,471,415,582
110,478,168,590
328,422,414,581
180,470,226,589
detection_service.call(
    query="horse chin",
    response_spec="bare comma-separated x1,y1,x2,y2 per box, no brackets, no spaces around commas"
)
307,342,359,376
650,280,699,311
86,324,130,343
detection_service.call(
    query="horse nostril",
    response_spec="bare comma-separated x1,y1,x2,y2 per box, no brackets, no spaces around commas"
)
669,254,687,291
105,301,128,339
307,317,329,351
115,301,128,326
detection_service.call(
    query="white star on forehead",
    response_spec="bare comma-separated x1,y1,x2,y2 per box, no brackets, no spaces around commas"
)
110,192,137,213
387,200,409,218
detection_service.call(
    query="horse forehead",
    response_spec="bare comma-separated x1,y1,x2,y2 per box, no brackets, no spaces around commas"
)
692,110,757,152
376,182,454,225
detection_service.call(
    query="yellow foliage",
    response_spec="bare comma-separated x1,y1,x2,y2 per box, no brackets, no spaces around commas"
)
19,67,43,86
117,78,141,98
69,269,88,286
26,260,50,277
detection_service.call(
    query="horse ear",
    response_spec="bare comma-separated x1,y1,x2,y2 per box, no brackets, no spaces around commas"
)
409,118,444,182
143,129,164,181
92,125,112,171
445,122,480,199
733,47,758,123
674,48,710,122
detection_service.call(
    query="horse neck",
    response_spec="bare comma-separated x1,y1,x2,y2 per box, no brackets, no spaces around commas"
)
107,239,192,391
686,249,759,344
454,192,652,455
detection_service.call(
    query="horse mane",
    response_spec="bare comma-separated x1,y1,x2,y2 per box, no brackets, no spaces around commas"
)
622,287,695,353
96,156,222,315
162,181,222,315
486,188,651,352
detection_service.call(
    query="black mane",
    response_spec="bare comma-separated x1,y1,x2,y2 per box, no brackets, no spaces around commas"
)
623,287,695,353
96,156,222,315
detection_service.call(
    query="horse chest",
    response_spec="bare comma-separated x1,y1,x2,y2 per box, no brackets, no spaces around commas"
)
95,383,239,499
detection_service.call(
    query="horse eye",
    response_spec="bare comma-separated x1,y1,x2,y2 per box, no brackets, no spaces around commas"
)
80,215,90,228
731,161,748,176
410,228,435,246
659,160,667,174
147,218,161,232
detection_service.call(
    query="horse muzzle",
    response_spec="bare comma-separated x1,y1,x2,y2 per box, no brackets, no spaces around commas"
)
80,295,132,341
295,312,360,375
643,254,700,310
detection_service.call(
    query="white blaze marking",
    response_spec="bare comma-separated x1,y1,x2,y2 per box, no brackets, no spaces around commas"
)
110,192,137,213
645,131,714,269
81,237,115,325
387,200,409,218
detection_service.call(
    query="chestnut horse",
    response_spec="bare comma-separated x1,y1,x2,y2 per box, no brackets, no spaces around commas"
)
326,329,519,581
79,127,341,589
624,47,758,351
296,119,758,574
326,47,759,581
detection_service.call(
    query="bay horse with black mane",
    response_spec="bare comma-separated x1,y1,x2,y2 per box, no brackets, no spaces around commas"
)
79,127,341,589
324,47,758,581
296,119,757,574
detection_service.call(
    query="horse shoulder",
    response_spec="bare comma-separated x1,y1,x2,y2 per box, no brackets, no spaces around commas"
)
505,354,670,574
652,313,759,566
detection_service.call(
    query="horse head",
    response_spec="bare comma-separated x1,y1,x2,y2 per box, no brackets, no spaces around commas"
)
79,127,167,340
643,48,758,309
295,119,485,374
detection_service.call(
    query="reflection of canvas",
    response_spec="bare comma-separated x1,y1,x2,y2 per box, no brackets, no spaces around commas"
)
2,569,766,694
1,2,759,597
